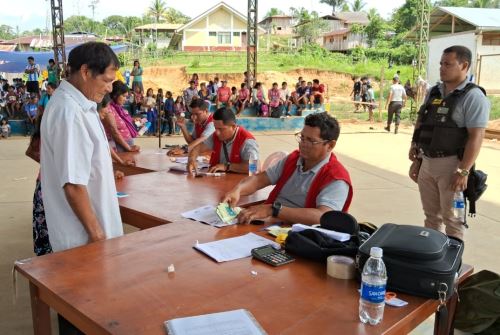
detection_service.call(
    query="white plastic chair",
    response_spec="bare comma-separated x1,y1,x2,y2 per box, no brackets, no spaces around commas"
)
261,151,288,171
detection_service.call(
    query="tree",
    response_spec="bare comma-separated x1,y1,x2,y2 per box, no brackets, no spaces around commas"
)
265,8,285,18
319,0,346,13
391,0,419,33
64,15,103,34
341,3,350,11
365,9,385,46
290,7,328,44
148,0,168,23
351,0,367,12
0,25,15,40
472,0,500,7
163,8,190,24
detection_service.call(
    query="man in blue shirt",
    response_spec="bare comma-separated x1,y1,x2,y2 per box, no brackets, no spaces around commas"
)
24,95,38,136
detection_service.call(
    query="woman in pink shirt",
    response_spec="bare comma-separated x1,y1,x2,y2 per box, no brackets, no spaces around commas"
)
236,83,250,116
106,81,140,152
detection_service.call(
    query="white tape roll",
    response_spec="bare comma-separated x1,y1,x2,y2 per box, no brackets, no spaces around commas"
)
326,255,356,280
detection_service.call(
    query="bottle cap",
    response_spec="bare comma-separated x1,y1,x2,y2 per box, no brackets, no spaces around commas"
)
370,247,383,258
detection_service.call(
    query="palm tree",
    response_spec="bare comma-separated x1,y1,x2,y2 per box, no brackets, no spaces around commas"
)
148,0,167,23
351,0,367,12
319,0,346,14
265,8,285,18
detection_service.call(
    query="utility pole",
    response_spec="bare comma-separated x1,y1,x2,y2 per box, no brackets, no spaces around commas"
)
89,0,99,33
50,0,66,82
410,0,430,122
247,0,258,88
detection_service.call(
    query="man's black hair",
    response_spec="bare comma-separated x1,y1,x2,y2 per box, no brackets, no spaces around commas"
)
27,56,34,61
46,82,57,90
48,59,54,64
282,81,287,86
190,98,208,110
443,45,472,70
67,42,119,76
313,79,320,84
110,80,129,101
304,112,340,141
213,107,236,125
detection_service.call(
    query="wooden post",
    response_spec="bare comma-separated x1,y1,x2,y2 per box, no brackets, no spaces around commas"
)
378,67,385,122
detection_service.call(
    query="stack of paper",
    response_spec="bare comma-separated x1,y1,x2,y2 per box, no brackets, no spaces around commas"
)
216,203,241,225
194,233,280,262
182,205,237,228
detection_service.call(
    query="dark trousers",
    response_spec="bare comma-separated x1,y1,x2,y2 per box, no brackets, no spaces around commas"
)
387,102,403,126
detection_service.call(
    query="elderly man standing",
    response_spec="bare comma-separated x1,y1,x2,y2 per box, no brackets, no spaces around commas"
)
40,40,123,334
410,45,490,241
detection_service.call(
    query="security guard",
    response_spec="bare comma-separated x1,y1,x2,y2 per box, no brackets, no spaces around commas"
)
409,45,490,241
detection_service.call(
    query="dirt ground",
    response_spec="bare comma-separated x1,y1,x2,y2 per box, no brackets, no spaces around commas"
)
141,66,355,97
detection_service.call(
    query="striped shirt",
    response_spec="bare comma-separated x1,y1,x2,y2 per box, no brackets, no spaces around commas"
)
26,64,41,82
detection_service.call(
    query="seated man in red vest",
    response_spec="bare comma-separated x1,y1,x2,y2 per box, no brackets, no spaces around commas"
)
223,113,353,225
187,107,259,174
174,99,215,152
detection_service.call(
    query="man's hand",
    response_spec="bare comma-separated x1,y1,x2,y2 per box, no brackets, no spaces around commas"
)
187,159,198,174
222,188,241,207
451,173,468,192
176,117,186,127
129,145,140,152
124,159,136,166
208,163,226,173
408,145,419,161
237,204,273,224
114,170,125,179
88,228,106,243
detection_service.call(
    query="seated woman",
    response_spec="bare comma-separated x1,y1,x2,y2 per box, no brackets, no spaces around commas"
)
107,81,140,152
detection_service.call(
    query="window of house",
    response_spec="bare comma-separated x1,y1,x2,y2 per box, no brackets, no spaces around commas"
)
233,32,240,36
218,32,231,44
482,33,500,46
209,31,217,37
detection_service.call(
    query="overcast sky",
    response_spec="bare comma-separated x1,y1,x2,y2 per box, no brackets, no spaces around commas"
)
0,0,406,32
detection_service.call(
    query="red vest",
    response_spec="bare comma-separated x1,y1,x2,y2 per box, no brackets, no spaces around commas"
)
209,127,255,167
265,150,353,212
194,113,214,139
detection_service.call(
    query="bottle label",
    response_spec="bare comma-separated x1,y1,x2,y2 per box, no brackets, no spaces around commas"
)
361,282,386,303
249,161,258,174
453,200,465,209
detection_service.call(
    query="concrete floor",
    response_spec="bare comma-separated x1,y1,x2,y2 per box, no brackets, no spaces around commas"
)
1,121,498,334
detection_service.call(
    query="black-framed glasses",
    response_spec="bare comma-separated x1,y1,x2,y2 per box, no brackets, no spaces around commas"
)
294,132,330,146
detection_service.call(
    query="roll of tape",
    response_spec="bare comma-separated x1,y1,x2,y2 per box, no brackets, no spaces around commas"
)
326,255,356,280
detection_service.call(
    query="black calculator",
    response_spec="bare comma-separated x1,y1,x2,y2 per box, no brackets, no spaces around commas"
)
251,245,295,267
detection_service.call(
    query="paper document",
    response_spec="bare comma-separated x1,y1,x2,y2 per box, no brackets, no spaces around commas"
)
291,223,351,242
194,233,280,262
164,309,267,335
265,225,292,237
182,205,236,228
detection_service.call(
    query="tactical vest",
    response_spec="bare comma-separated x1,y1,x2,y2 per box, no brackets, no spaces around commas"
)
416,83,485,158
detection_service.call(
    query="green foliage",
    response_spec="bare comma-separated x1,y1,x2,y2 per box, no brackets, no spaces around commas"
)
190,59,200,68
365,10,386,47
265,8,285,18
319,0,346,12
350,47,366,62
148,0,168,23
0,25,14,40
351,0,367,12
163,8,190,24
290,8,329,44
391,0,419,33
64,15,106,35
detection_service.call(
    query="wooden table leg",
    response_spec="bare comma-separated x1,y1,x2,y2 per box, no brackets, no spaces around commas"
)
30,282,51,335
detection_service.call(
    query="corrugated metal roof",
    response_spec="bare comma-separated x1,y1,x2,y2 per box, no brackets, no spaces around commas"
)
439,7,500,29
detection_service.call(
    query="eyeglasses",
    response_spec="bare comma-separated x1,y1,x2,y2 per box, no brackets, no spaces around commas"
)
295,133,330,146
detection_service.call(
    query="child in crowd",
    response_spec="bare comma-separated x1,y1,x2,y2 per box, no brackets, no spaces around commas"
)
190,73,199,89
279,82,292,116
156,88,164,111
252,82,268,117
366,84,376,122
207,80,217,101
174,96,186,135
268,82,282,117
24,95,38,136
5,86,18,118
1,118,10,138
310,79,325,105
132,85,143,114
229,86,238,108
198,82,211,104
235,83,250,116
144,88,157,135
162,91,175,136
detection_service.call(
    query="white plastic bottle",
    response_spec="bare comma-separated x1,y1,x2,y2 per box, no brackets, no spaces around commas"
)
248,153,259,176
359,247,387,325
453,191,465,221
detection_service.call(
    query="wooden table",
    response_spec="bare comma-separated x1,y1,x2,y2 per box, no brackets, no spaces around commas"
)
16,221,472,335
116,171,271,229
114,149,174,175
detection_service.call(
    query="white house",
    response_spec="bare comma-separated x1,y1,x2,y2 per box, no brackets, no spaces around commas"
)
423,7,500,93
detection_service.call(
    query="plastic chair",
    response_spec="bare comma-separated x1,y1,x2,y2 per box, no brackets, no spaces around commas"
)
262,151,288,171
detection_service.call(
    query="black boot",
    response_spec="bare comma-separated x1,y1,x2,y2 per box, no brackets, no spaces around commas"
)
394,125,399,134
384,126,390,132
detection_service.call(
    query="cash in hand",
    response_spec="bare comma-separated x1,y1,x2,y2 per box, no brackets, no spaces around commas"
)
216,203,241,225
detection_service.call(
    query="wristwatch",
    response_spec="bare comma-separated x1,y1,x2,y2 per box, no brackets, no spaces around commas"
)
225,162,231,172
272,201,282,218
456,168,469,177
